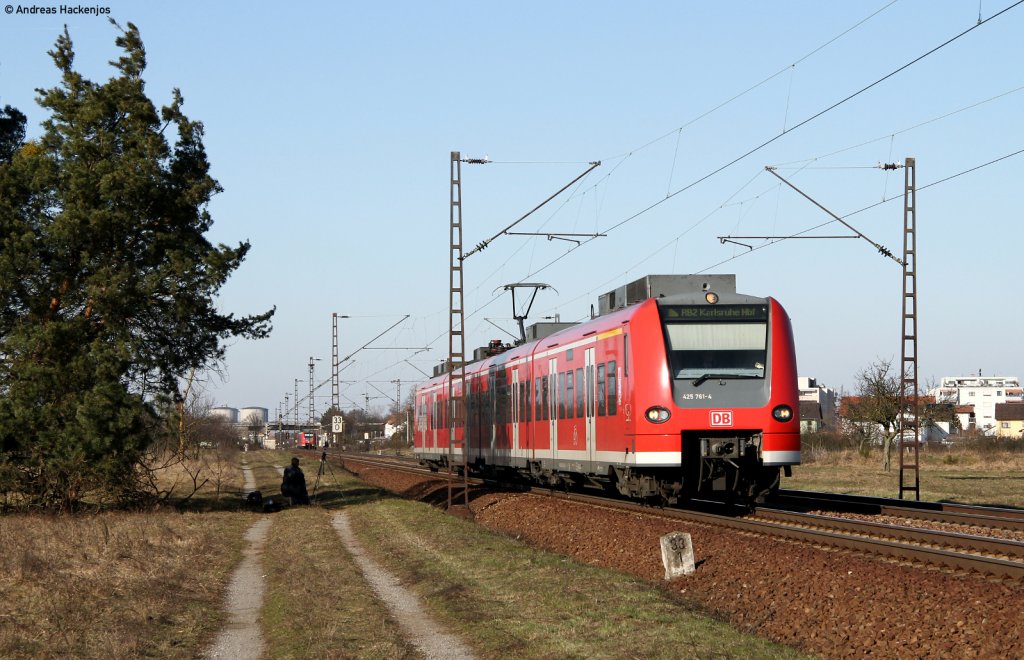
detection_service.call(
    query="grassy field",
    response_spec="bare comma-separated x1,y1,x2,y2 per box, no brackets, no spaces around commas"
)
6,445,1019,657
346,497,801,659
0,509,253,657
786,446,1024,508
2,449,806,658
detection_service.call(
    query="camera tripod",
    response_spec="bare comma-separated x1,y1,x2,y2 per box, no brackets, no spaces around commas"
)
312,450,340,504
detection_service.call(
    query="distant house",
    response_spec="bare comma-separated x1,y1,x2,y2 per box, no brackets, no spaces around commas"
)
799,401,824,433
384,415,406,440
954,405,976,432
995,402,1024,439
798,377,837,431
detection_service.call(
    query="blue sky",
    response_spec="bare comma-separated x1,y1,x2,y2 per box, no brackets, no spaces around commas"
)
3,1,1022,419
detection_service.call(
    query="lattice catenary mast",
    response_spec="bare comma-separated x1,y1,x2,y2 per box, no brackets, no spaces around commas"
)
448,151,470,510
897,158,920,500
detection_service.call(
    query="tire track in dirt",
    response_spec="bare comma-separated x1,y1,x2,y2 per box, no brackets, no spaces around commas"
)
331,511,477,660
204,462,271,659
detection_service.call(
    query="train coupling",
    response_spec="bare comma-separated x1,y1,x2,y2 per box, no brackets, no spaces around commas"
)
700,437,748,460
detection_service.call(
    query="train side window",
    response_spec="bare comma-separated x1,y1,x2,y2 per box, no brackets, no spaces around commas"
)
623,334,628,376
535,378,542,421
565,370,575,418
558,372,566,419
541,376,549,421
525,379,532,422
575,367,584,418
597,364,606,416
516,381,522,423
607,361,617,416
586,365,594,417
523,381,528,423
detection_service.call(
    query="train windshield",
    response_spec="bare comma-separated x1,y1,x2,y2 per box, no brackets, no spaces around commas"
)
663,321,767,381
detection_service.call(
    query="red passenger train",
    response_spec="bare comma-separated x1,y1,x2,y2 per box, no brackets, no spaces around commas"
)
413,275,800,504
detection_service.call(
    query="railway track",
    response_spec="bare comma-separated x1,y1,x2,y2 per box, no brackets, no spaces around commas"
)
769,488,1024,531
333,452,1024,580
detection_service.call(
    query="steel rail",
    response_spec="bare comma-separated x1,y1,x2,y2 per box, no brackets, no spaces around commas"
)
752,508,1024,560
771,489,1024,531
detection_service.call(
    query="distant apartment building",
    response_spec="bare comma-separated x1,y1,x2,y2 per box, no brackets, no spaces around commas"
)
798,377,838,432
932,376,1023,435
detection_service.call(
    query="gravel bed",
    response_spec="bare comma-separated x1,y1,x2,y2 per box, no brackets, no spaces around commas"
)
348,462,1024,658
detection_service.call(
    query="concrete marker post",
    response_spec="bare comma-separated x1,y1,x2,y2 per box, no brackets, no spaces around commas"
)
660,531,696,580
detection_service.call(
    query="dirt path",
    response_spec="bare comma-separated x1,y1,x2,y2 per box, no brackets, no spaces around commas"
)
204,463,270,659
331,511,477,660
206,462,475,658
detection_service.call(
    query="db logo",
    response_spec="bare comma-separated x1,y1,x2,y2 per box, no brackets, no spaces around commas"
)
710,410,733,427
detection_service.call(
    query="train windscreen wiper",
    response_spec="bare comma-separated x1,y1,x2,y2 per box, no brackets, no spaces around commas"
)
690,373,761,387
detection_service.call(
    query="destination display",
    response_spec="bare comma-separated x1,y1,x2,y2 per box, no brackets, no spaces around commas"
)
661,304,768,321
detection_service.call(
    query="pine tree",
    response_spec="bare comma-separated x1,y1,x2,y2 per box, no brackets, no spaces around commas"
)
0,22,274,509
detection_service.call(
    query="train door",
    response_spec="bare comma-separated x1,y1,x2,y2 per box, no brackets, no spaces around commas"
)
416,394,424,449
430,392,437,449
585,347,596,463
512,367,520,451
548,357,558,459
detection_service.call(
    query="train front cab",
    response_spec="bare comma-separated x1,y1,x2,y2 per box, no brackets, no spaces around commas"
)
621,294,800,503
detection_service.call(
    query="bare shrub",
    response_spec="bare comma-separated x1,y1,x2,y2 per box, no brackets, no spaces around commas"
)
801,430,863,464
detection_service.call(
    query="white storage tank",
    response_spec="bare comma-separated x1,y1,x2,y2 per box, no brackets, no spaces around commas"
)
210,406,239,424
240,407,269,425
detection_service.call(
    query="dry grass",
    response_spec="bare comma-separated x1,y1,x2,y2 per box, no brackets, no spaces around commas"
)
346,498,804,659
0,510,252,658
787,447,1024,506
238,450,418,658
15,445,1017,658
261,506,416,659
0,448,274,658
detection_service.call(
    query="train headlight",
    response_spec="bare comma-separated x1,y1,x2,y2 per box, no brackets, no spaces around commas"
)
645,406,671,423
772,405,794,422
705,292,719,304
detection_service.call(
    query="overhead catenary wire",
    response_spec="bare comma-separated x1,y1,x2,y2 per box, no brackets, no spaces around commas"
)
599,0,1024,238
697,146,1024,273
462,160,602,259
763,166,903,264
599,0,902,164
494,1,1024,308
291,315,412,411
400,126,1024,396
772,82,1024,169
321,2,1024,399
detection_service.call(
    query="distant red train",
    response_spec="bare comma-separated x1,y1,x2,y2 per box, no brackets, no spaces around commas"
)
413,275,800,504
299,432,318,449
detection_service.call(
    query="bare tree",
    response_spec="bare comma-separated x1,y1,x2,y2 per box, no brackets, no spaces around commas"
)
243,412,265,449
846,358,901,471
